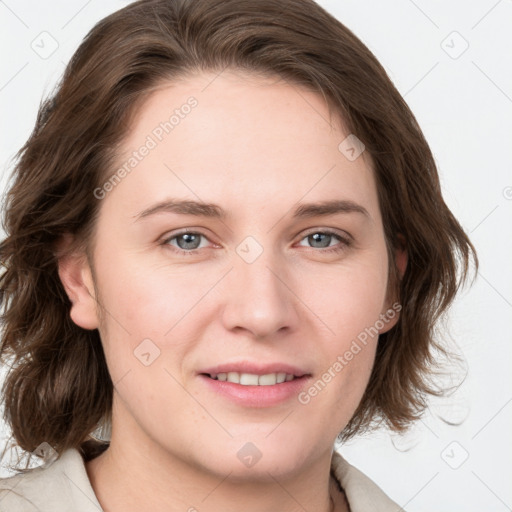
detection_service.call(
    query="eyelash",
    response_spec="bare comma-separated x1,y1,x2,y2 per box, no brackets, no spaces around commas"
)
161,229,352,256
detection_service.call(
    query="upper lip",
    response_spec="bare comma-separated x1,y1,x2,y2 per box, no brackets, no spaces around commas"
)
199,361,310,378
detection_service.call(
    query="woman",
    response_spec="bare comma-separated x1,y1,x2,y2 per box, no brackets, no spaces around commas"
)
0,0,477,510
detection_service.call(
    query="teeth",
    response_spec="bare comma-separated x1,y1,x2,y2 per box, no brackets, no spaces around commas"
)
211,372,296,385
240,373,259,385
227,371,239,383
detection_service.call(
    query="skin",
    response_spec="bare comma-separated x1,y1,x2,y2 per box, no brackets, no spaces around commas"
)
58,69,407,512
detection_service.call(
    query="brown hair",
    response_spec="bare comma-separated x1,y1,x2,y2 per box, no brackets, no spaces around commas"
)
0,0,477,470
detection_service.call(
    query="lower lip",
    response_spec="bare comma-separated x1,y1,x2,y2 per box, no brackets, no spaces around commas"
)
198,374,310,407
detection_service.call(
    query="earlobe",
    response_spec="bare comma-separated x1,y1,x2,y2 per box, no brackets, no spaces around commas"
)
379,234,408,334
55,234,99,331
378,301,403,334
395,234,408,280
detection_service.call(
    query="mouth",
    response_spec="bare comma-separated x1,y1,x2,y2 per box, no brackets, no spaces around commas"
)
198,371,311,407
197,362,311,406
201,371,304,386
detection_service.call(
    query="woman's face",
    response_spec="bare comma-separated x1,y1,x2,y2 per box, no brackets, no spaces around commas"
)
67,70,401,478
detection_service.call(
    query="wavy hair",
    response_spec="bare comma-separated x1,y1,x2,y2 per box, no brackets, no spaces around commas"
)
0,0,477,470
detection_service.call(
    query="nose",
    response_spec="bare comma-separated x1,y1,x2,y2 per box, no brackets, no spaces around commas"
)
220,245,299,340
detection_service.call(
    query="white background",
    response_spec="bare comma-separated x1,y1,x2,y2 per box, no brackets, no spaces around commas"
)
1,1,511,511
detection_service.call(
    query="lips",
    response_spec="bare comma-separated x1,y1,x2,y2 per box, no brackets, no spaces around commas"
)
198,361,310,379
199,372,311,407
197,360,312,407
208,371,297,385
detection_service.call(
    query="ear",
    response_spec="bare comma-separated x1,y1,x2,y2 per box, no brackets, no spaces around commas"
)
55,234,100,330
379,234,407,334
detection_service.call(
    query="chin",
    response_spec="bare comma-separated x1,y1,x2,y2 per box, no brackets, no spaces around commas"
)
214,454,307,484
211,437,314,480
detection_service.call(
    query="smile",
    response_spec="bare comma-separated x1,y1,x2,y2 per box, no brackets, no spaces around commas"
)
206,372,297,385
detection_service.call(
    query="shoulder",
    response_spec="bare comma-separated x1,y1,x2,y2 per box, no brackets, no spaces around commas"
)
0,448,103,512
330,450,404,511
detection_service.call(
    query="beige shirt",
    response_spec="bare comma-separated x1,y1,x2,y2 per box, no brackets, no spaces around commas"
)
0,448,404,511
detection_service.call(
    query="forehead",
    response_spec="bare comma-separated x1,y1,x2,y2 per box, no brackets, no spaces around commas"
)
106,70,380,223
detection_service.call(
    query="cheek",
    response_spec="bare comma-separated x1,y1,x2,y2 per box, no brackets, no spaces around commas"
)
92,248,223,384
298,256,389,340
297,255,386,395
95,250,198,330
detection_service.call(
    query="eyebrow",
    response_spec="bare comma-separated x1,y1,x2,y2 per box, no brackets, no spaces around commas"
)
133,198,370,222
